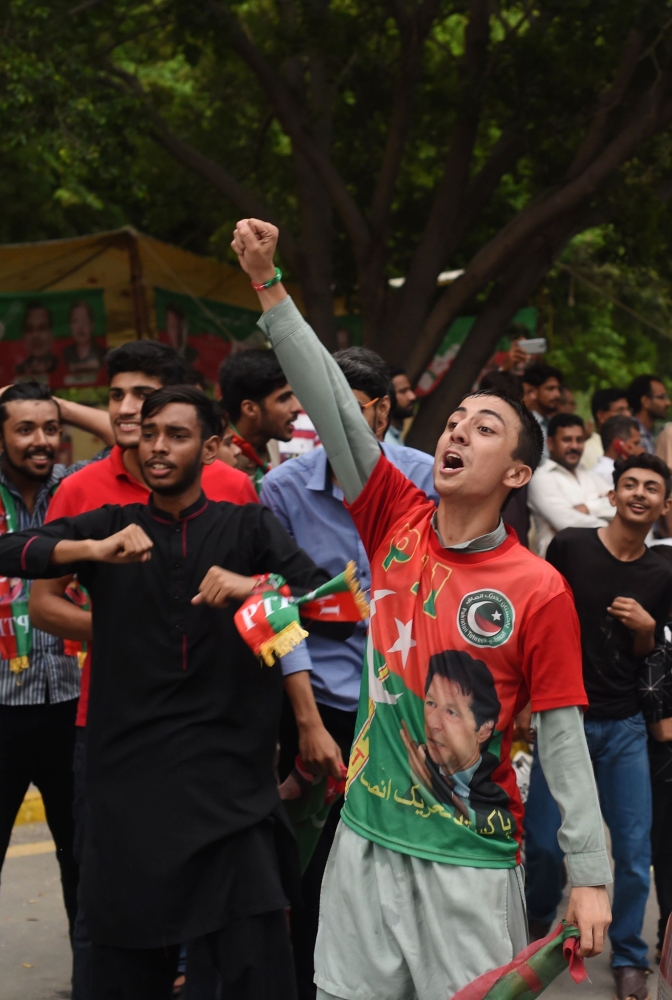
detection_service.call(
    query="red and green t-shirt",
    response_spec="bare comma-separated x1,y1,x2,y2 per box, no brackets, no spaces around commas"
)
342,456,587,868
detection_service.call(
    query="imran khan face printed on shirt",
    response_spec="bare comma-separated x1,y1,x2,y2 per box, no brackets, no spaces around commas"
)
423,651,499,776
0,399,61,483
139,402,219,496
433,394,531,504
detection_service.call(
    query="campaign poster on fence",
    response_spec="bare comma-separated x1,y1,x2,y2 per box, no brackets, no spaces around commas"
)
154,288,266,386
0,289,107,389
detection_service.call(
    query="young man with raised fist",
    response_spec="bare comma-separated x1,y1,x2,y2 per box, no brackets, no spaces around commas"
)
232,217,613,1000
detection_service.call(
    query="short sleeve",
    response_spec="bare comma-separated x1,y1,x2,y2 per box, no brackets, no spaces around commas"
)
347,454,432,560
522,590,587,712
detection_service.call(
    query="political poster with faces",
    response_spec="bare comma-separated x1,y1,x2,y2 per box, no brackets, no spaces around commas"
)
154,288,266,387
0,289,107,389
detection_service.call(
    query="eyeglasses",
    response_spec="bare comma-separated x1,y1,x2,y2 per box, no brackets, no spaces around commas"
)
359,397,379,413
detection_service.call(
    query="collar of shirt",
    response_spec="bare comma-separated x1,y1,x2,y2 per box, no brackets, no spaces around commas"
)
0,463,65,516
431,513,508,552
109,445,150,492
147,492,209,524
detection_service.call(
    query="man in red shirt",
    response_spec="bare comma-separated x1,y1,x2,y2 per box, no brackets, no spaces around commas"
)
29,339,255,1000
233,218,613,1000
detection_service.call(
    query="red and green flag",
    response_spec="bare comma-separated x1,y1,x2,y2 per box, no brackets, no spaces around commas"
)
234,560,368,666
449,922,587,1000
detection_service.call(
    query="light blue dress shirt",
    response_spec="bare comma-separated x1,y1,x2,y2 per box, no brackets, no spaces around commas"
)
260,442,438,713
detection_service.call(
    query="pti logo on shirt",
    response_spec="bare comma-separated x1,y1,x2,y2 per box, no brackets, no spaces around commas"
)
457,590,514,648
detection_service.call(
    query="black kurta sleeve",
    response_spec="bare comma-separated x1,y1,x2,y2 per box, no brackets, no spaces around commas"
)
0,506,120,580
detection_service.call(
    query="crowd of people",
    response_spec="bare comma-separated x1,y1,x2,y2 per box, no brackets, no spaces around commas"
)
0,217,670,1000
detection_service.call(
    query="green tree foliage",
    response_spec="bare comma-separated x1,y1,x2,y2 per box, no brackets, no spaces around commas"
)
1,1,672,447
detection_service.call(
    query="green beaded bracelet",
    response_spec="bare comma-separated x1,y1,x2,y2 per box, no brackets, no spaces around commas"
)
251,267,283,292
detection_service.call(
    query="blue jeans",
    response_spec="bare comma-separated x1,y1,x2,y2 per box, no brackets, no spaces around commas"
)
524,713,652,969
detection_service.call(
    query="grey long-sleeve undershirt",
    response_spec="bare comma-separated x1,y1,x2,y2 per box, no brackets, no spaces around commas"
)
258,295,611,886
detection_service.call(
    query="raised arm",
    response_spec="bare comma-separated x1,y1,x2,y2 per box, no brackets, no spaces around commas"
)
55,397,115,447
232,219,380,503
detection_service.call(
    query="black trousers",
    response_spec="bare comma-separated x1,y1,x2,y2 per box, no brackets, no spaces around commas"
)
279,697,357,1000
0,698,79,933
651,766,672,950
91,910,297,1000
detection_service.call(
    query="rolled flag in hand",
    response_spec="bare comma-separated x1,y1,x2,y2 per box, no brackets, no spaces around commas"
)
234,560,368,666
449,921,587,1000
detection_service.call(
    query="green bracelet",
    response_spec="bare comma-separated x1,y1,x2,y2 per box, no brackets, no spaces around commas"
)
251,267,283,292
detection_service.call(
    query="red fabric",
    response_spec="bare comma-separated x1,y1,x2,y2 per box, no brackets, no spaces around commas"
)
46,445,258,725
450,924,587,1000
345,456,586,860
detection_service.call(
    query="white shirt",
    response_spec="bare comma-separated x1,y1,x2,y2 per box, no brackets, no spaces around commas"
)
527,459,615,557
581,431,603,470
592,454,615,488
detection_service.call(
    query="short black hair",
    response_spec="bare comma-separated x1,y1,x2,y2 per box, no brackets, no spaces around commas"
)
218,349,288,423
461,389,544,472
0,382,60,430
521,363,563,388
477,370,524,403
425,649,500,731
547,412,584,438
600,415,639,452
141,385,223,440
627,374,665,415
613,452,672,498
591,387,628,421
389,366,407,380
106,340,187,386
333,347,391,402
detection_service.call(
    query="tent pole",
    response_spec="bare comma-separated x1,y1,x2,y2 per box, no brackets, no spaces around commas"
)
127,234,150,339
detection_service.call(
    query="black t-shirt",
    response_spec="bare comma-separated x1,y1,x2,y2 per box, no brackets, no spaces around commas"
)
546,528,672,720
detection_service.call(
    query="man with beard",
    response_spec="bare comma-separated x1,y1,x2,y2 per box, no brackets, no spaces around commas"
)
219,348,302,493
27,340,257,999
528,412,614,557
384,368,417,445
2,386,345,999
0,382,80,933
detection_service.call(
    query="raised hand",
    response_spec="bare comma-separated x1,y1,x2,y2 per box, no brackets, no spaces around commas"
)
191,566,258,607
90,524,154,564
231,219,279,285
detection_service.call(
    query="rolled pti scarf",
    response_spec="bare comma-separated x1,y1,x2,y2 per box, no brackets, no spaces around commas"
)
234,560,368,666
449,921,587,1000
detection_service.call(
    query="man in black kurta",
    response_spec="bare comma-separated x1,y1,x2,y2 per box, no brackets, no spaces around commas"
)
2,386,338,1000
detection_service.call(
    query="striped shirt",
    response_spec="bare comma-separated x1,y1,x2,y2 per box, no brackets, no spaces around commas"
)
0,464,80,706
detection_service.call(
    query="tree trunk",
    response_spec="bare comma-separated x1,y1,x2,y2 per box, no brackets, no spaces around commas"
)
405,219,584,453
293,149,336,348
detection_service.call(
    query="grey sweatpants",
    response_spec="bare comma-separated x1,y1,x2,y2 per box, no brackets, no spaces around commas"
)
314,823,528,1000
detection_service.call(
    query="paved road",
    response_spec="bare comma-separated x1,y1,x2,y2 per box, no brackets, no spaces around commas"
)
0,821,665,999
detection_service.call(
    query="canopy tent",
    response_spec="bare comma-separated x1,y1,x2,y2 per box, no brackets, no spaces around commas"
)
0,226,304,390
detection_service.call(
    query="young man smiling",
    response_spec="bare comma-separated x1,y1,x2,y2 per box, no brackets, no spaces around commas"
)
3,386,342,999
527,453,672,1000
0,382,80,937
232,218,612,1000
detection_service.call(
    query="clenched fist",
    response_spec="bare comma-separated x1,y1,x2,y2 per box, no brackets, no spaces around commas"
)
231,219,279,286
